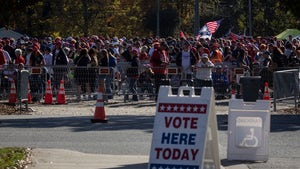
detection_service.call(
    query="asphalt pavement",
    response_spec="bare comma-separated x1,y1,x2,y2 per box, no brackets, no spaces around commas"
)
1,97,299,169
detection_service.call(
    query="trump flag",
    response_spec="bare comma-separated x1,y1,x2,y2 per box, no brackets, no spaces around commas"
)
197,25,212,40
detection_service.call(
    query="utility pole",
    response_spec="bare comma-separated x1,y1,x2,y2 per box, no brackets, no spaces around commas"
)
248,0,252,36
156,0,160,38
83,0,88,37
194,0,200,36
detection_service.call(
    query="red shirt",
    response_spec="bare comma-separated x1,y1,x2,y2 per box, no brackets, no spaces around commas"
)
150,49,168,74
15,56,26,65
139,52,149,61
0,50,6,65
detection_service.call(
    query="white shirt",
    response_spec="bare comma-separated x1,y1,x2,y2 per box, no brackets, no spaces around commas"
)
25,52,32,66
195,60,214,80
44,53,53,66
148,47,155,58
181,50,191,74
3,50,11,64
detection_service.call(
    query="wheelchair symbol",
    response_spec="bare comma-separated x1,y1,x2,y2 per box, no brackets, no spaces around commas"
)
239,128,258,147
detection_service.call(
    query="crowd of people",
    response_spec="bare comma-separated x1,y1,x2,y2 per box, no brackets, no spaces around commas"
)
0,34,299,101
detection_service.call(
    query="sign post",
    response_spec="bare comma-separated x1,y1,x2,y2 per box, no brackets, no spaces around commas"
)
148,86,221,169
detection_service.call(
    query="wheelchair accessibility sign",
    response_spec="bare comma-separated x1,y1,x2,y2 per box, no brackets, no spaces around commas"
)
236,117,262,148
227,99,270,161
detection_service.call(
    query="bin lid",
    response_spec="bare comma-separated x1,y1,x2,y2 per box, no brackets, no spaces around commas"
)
240,76,261,79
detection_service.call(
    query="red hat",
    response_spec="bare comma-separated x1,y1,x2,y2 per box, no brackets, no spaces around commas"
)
55,41,62,46
153,41,160,49
212,42,220,48
33,45,39,52
131,48,139,54
203,48,210,55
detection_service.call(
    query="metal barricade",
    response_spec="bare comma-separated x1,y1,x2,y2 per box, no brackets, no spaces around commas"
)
0,63,279,104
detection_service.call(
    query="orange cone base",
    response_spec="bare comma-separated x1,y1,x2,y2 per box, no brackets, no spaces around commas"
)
27,94,33,104
56,94,67,104
56,95,67,104
9,96,17,104
91,118,108,123
44,94,53,104
56,101,67,104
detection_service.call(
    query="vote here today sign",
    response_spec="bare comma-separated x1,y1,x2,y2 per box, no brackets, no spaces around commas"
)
148,101,209,169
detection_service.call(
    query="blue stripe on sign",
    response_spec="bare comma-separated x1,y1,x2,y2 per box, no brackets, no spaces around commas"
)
149,163,199,169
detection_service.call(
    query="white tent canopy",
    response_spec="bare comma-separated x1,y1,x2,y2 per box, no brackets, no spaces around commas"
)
0,27,24,40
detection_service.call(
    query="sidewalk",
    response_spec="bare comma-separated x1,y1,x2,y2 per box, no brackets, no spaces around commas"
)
24,97,285,169
29,148,249,169
24,97,248,169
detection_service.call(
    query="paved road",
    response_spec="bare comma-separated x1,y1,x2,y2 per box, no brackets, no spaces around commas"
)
0,100,299,169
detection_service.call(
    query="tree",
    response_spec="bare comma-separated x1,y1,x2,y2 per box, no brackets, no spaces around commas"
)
0,0,299,38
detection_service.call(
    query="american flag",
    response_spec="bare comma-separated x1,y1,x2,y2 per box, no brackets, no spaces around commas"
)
205,19,223,34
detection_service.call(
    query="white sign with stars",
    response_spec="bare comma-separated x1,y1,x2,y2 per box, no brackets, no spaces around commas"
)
148,86,221,169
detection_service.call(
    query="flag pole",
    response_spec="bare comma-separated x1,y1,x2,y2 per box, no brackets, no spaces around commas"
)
194,0,200,36
156,0,160,38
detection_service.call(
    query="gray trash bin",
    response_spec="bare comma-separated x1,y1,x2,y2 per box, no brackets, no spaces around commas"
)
239,76,261,102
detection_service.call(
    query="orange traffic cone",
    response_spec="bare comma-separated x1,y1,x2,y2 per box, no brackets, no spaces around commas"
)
263,82,270,100
9,79,17,104
56,80,67,104
44,80,53,104
91,83,108,123
27,81,32,104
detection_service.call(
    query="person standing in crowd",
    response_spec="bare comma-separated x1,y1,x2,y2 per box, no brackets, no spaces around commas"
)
212,65,229,98
24,45,33,67
138,65,154,99
1,62,18,98
29,46,46,102
150,41,169,100
272,46,287,69
255,44,268,66
43,46,53,77
0,43,7,66
107,49,117,100
88,47,98,99
14,48,25,65
121,44,133,62
43,47,53,66
139,45,149,62
3,39,16,63
237,48,252,74
126,49,140,101
288,48,300,67
0,41,11,65
175,40,197,80
29,46,45,67
98,49,111,101
52,40,68,92
73,48,91,101
195,53,215,93
210,43,223,64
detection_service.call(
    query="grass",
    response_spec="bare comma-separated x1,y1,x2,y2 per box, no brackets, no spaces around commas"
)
0,147,30,169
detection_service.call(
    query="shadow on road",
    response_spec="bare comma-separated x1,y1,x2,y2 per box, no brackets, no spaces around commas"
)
0,114,299,133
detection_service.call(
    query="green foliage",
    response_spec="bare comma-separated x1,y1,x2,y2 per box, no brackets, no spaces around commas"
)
0,147,27,168
0,0,299,38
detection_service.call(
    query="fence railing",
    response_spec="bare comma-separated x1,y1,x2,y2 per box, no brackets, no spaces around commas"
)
0,63,284,104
